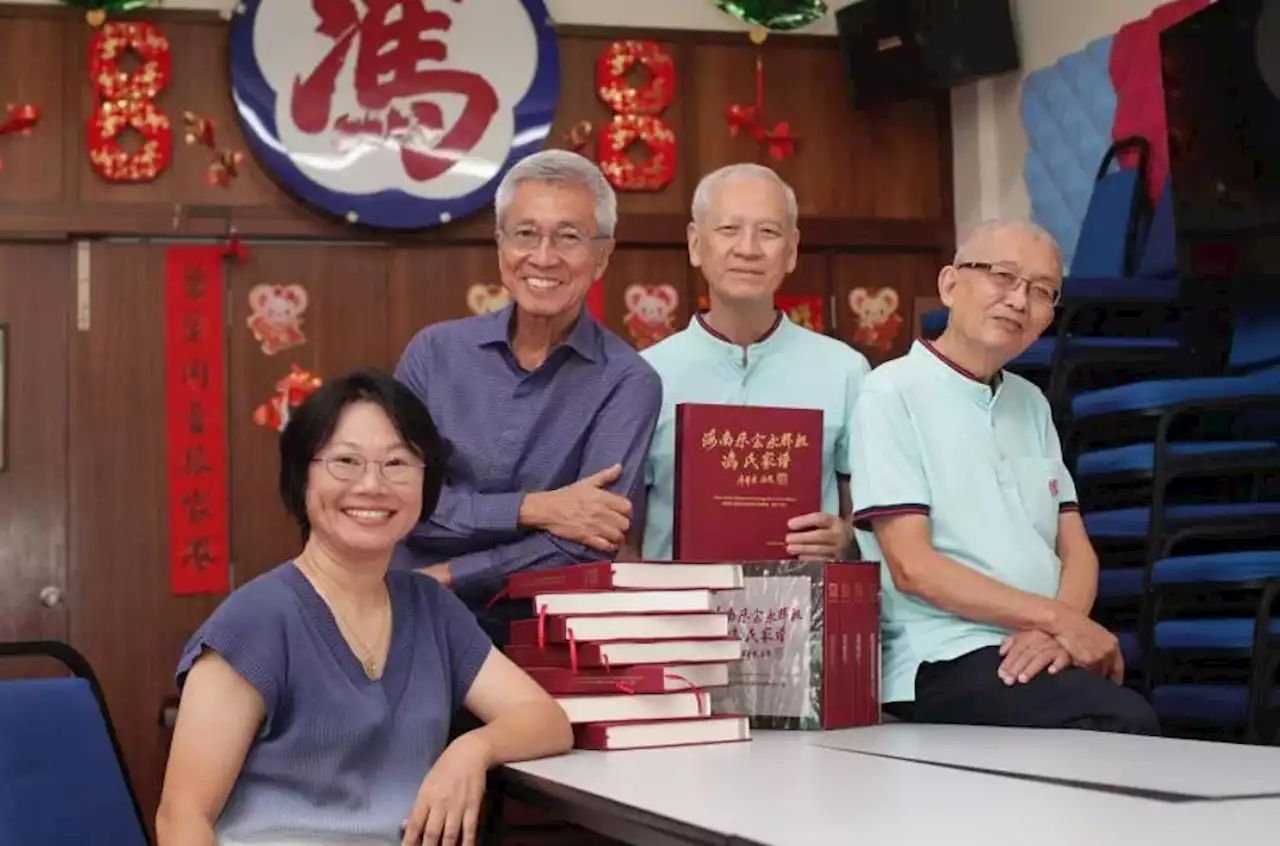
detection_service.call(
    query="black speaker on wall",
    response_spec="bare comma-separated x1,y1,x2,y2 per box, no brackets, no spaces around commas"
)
834,0,1021,109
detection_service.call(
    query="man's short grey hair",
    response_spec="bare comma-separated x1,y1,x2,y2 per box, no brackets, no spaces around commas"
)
493,149,618,237
691,163,799,228
954,218,1062,270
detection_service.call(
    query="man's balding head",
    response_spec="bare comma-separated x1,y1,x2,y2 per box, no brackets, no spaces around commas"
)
937,219,1063,365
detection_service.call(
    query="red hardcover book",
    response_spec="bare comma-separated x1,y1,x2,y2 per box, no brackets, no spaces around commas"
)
523,663,731,695
710,561,880,730
506,560,744,597
557,690,711,724
509,613,730,645
673,403,823,561
574,715,751,751
505,638,742,669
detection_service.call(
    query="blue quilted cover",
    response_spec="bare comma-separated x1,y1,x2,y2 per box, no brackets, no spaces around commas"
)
1020,36,1117,271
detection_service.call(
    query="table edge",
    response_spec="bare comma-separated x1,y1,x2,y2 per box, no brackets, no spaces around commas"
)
497,764,732,846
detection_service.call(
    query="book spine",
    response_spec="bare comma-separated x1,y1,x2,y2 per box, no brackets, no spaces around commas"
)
506,563,614,599
672,404,688,559
527,666,672,695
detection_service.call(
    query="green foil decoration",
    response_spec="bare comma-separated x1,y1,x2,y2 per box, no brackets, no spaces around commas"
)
714,0,828,31
61,0,160,25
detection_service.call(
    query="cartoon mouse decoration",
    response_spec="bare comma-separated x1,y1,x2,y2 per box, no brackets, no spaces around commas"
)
246,284,308,356
622,283,679,350
847,286,903,354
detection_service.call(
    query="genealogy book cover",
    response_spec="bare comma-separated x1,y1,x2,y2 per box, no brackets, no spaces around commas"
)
673,403,822,561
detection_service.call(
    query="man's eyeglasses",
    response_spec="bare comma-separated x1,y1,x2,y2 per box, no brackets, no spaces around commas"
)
312,455,424,486
956,261,1062,308
498,226,609,258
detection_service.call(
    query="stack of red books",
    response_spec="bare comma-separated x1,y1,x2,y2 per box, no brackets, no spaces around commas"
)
503,560,752,751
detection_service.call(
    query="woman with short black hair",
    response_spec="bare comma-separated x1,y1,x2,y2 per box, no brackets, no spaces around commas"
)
157,369,572,846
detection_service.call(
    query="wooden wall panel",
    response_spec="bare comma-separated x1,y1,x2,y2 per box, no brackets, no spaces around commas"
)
227,245,394,586
0,244,71,649
69,242,223,825
686,43,758,175
757,45,952,221
0,18,66,205
386,246,498,362
830,252,940,365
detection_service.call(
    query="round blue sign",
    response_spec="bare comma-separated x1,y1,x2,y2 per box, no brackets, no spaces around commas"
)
227,0,560,230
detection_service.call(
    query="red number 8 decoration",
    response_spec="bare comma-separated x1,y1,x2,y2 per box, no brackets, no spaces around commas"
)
87,22,173,183
595,40,677,192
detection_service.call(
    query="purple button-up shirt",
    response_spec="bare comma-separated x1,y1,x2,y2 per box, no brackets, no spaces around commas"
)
393,304,662,606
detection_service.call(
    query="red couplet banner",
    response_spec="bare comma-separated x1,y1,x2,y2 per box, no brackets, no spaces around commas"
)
165,245,230,596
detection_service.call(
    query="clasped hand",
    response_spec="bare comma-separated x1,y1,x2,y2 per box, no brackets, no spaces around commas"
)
401,732,490,846
998,611,1123,686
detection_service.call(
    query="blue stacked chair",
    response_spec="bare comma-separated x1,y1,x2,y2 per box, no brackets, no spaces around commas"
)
1064,288,1280,739
0,640,150,845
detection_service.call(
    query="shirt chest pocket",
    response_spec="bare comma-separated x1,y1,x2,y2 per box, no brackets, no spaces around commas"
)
1009,457,1061,546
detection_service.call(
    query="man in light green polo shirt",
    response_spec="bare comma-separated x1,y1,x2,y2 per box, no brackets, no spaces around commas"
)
850,219,1160,734
630,163,871,561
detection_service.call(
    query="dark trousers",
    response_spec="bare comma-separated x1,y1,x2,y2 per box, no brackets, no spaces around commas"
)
886,645,1162,735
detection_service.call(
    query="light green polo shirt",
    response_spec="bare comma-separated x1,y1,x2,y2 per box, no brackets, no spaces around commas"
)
849,340,1079,704
640,312,871,560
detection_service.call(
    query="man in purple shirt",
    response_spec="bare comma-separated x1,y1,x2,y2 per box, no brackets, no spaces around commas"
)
394,149,663,636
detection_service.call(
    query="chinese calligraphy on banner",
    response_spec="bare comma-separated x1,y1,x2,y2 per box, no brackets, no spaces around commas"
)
165,246,229,596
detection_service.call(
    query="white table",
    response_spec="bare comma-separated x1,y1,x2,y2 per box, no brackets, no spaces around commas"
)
813,723,1280,799
499,732,1280,846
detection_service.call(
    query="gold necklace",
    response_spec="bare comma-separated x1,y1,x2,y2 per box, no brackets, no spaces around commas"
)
297,558,390,679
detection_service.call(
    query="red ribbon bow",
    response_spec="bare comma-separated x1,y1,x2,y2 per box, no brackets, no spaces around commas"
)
724,50,800,160
0,102,40,171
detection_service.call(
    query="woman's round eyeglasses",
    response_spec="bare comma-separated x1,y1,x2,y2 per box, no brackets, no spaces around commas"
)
312,455,424,485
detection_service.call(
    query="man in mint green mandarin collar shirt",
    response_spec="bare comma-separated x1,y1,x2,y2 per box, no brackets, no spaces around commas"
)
849,219,1160,734
628,163,871,562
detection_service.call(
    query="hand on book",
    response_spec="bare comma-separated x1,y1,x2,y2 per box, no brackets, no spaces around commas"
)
520,464,632,553
784,512,849,560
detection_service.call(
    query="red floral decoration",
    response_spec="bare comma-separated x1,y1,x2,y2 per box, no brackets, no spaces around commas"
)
87,21,172,182
560,119,594,154
183,111,246,188
0,102,41,171
594,40,677,192
253,365,323,433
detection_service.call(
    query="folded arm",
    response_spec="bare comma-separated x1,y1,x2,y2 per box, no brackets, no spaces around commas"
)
446,366,663,589
408,486,527,551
